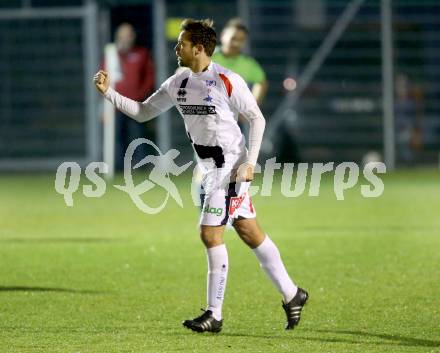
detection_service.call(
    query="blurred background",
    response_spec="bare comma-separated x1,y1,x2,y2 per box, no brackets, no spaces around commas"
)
0,0,439,172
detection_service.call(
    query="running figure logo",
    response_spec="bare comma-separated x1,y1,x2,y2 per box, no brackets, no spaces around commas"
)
114,138,193,214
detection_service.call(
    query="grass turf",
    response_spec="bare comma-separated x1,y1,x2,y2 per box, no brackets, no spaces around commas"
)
0,169,439,353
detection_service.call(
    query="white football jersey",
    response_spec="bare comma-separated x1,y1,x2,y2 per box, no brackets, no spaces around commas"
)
104,61,265,168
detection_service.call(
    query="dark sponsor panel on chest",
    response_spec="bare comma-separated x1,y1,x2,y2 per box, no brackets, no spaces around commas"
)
179,104,216,115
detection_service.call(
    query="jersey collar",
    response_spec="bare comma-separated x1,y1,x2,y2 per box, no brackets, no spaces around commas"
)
190,61,213,79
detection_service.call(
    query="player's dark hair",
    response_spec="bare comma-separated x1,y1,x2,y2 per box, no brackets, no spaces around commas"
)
224,18,248,34
181,18,217,57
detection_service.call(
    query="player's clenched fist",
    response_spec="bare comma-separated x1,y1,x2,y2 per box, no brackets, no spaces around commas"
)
93,70,110,94
236,163,254,182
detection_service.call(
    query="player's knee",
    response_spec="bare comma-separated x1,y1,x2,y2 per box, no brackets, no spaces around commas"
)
200,226,223,248
201,235,223,248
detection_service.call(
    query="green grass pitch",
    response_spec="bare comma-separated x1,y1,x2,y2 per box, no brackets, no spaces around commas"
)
0,169,439,353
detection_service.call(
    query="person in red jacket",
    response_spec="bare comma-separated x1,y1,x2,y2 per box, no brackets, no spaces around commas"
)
105,23,155,170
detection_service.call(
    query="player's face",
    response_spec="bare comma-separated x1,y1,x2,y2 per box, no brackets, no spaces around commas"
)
175,31,195,67
221,27,247,55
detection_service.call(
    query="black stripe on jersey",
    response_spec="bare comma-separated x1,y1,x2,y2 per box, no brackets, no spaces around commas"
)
180,77,189,88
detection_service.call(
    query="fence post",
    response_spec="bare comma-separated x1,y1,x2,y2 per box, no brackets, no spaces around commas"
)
153,0,170,155
381,0,395,170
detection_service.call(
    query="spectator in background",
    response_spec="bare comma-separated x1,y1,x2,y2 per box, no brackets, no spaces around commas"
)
104,23,155,170
212,19,299,163
395,72,424,166
212,18,268,107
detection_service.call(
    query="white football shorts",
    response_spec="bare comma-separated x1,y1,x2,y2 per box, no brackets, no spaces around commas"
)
199,180,256,226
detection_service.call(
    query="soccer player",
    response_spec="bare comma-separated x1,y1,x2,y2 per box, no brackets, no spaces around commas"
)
93,19,308,333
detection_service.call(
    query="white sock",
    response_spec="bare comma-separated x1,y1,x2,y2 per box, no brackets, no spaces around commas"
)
253,235,298,303
206,244,228,321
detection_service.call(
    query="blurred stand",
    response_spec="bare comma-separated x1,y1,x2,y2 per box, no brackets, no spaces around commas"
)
394,72,424,167
1,0,440,172
0,1,99,171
